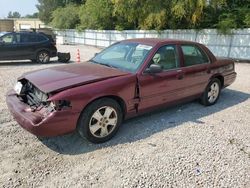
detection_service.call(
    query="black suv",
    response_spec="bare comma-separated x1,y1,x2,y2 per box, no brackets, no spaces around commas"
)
0,32,57,63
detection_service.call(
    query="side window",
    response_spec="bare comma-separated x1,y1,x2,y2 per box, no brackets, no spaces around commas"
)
29,34,37,43
37,34,47,42
20,34,30,43
16,34,21,43
0,34,14,44
20,34,37,43
181,45,209,66
151,45,179,70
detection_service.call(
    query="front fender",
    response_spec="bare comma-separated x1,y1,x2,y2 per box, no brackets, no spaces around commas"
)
48,74,137,114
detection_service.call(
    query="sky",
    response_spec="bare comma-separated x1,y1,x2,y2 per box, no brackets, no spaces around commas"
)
0,0,38,18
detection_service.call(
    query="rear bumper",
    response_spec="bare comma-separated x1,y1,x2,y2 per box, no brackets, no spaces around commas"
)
224,72,237,87
6,90,79,137
50,48,57,57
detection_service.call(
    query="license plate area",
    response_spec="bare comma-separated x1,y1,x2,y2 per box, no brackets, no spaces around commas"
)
14,82,23,95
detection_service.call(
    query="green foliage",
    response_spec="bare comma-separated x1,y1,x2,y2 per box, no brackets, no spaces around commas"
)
7,11,21,18
79,0,114,30
112,0,169,30
217,13,237,34
24,13,39,18
170,0,207,29
63,0,85,4
50,4,80,29
36,0,250,32
244,13,250,27
36,0,63,24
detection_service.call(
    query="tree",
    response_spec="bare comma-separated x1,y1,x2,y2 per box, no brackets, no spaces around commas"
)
244,12,250,27
50,4,80,29
170,0,207,29
79,0,114,30
112,0,170,30
37,0,250,31
206,0,250,33
112,0,206,30
24,13,39,18
63,0,85,4
36,0,63,24
7,11,21,18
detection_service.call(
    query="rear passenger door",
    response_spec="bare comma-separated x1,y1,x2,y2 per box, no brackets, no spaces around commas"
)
180,44,211,97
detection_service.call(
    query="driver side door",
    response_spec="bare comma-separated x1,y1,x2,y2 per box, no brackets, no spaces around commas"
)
0,33,18,60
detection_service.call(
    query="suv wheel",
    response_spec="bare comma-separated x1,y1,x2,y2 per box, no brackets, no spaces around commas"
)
37,51,50,64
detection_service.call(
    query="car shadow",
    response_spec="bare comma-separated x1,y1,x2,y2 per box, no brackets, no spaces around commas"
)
39,88,250,155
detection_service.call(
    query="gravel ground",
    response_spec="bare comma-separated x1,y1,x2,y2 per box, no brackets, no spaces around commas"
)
0,45,250,188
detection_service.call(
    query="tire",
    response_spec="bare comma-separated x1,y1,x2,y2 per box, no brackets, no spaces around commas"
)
200,78,221,106
77,98,123,143
36,51,50,64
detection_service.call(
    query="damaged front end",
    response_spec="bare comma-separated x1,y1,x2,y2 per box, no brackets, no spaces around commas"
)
6,79,76,137
16,79,71,115
15,79,55,116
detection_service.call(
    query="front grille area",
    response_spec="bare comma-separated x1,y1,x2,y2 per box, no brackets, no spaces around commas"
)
19,80,49,108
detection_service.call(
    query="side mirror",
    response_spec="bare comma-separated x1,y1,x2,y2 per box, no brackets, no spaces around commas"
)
144,64,162,74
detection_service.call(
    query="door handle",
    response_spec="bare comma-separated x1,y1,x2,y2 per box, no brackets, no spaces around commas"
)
177,74,184,80
176,70,184,80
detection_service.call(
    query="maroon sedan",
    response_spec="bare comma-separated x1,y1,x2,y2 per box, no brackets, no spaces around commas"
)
6,39,237,143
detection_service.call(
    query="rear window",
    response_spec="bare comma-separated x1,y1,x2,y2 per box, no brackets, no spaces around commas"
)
19,34,37,43
181,45,209,66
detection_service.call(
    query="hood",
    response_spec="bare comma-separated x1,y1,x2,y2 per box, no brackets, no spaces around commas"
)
21,62,130,93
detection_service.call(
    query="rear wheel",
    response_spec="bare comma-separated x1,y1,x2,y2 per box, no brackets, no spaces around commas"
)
201,78,221,106
36,51,50,64
77,98,123,143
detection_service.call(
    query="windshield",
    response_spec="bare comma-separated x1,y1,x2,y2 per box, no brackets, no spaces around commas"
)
91,42,153,73
0,32,8,37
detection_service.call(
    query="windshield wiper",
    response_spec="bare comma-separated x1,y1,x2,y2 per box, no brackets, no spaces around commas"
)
90,60,116,69
90,59,99,64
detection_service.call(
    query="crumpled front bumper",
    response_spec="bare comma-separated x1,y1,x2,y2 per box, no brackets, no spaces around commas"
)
6,90,79,137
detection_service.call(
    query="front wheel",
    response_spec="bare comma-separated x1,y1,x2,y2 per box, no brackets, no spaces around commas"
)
77,98,123,143
36,51,50,64
200,78,221,106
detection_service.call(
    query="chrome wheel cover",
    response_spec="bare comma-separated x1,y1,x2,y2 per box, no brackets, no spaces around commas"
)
208,82,220,103
89,106,118,138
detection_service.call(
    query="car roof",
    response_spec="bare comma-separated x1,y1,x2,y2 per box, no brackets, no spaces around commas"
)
3,31,42,35
122,38,200,46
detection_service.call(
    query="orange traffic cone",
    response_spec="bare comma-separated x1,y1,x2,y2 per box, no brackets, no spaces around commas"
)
76,49,80,63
